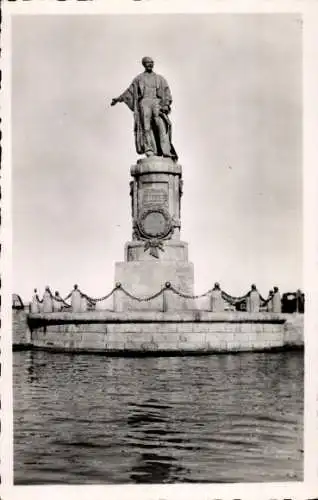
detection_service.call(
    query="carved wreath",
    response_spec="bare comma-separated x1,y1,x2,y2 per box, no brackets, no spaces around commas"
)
137,207,172,240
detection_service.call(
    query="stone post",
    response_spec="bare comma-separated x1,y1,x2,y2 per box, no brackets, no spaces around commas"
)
113,283,124,313
296,289,303,313
53,292,63,312
71,285,82,313
272,287,281,313
247,285,260,313
30,289,40,314
210,283,224,312
266,290,274,312
42,287,53,313
162,282,174,312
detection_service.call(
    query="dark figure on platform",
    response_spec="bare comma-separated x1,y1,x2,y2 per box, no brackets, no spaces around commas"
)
111,57,178,161
272,286,282,313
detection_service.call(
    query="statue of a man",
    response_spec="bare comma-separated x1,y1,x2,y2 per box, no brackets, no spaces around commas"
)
111,57,178,161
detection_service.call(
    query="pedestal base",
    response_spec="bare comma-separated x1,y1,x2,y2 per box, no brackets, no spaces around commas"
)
114,156,194,312
125,240,189,262
114,260,194,311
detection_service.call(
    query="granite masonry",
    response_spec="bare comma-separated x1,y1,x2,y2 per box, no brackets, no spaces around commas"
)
23,311,303,354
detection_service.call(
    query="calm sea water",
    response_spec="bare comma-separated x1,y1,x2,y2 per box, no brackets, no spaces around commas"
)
13,348,303,484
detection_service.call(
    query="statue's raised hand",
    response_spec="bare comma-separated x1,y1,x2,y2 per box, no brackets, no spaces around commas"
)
111,98,119,107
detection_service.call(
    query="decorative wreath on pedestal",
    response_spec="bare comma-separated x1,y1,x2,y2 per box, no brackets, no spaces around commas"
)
137,207,172,240
130,207,172,258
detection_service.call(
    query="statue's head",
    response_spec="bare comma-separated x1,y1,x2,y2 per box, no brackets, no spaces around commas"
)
142,56,154,72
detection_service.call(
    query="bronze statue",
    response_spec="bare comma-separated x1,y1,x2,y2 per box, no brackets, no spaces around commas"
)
111,57,178,161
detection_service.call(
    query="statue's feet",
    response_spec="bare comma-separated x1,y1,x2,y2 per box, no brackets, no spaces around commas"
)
145,150,155,157
163,153,178,162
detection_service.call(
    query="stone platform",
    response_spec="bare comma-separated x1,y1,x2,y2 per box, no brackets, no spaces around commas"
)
19,154,304,356
24,311,304,354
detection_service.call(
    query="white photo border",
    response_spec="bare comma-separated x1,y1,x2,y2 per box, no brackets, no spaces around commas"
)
1,1,318,499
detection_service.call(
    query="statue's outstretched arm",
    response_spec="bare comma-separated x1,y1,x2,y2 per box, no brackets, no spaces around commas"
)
111,81,135,110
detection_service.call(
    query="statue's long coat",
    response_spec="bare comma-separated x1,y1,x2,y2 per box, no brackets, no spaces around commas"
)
118,72,178,159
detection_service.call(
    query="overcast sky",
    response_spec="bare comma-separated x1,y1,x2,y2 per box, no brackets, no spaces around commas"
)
12,14,302,301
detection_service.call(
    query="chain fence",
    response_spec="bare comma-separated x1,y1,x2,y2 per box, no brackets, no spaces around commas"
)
29,281,288,313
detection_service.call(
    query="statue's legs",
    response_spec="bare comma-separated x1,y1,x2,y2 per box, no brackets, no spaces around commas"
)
152,103,173,157
140,100,157,156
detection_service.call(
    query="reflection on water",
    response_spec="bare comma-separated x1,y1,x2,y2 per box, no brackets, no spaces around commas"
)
14,350,303,484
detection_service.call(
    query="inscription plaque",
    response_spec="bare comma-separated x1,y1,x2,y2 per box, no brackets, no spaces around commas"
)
142,187,168,209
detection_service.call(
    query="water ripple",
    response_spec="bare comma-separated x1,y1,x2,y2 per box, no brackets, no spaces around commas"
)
14,350,303,483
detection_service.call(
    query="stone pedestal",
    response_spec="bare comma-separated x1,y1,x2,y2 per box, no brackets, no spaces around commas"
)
125,239,189,262
114,156,194,311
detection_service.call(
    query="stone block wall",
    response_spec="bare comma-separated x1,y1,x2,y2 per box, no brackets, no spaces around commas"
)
29,318,287,353
13,308,29,345
283,313,304,347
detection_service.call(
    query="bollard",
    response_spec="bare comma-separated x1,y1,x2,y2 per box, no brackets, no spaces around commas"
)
42,287,53,313
71,284,82,312
267,290,274,312
162,282,173,312
113,282,124,312
247,284,260,313
210,283,224,312
272,286,281,313
30,289,40,314
296,289,303,313
53,291,62,312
